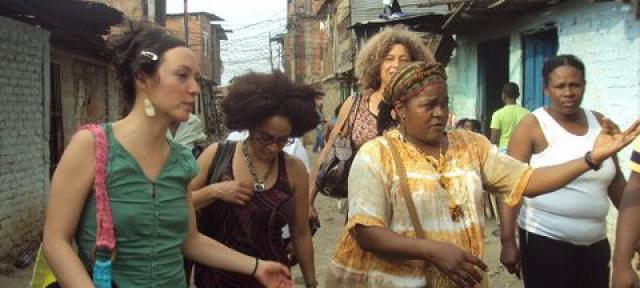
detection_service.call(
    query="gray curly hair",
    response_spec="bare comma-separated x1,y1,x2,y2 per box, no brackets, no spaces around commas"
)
355,25,434,91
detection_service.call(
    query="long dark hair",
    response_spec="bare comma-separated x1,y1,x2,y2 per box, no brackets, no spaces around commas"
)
108,20,186,115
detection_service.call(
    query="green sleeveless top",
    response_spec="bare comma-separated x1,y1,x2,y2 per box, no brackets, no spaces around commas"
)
75,123,199,288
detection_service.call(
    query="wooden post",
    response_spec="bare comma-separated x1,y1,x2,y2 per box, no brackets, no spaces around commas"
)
184,0,189,44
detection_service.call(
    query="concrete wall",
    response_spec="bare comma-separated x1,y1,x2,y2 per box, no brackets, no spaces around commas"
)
0,16,50,261
447,0,640,240
448,0,640,154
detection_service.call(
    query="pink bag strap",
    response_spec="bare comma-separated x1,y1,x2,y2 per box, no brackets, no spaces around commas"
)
80,124,116,260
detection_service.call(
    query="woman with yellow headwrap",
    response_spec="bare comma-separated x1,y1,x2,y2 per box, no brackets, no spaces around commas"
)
324,61,640,288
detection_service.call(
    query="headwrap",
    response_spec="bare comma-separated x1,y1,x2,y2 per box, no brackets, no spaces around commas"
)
383,61,447,105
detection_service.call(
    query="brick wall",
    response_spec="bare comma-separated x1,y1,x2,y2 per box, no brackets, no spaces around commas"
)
0,16,50,261
166,14,214,80
286,0,327,83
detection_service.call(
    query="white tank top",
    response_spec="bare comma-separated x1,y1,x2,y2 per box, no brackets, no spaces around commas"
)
518,108,616,245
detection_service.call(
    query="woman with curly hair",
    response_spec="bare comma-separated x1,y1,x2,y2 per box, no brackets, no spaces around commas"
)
308,25,434,221
190,71,320,287
325,61,640,287
42,21,291,288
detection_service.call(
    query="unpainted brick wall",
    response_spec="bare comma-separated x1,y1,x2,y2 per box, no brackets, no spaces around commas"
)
0,16,50,261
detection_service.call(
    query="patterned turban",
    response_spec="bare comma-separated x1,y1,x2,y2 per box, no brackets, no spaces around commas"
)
383,61,447,105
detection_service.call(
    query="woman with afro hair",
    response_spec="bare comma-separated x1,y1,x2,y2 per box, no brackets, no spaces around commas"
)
189,71,320,287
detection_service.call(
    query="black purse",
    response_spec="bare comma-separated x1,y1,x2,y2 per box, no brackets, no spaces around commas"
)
315,95,361,198
185,141,236,286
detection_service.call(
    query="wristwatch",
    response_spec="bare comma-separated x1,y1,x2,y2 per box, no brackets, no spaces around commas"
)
584,151,601,171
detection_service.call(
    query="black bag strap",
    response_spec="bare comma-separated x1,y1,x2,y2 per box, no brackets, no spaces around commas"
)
205,141,236,184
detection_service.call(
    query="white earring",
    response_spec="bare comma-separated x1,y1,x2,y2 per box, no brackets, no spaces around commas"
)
143,98,156,117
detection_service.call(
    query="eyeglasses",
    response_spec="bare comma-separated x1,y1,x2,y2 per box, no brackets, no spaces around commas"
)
251,130,294,147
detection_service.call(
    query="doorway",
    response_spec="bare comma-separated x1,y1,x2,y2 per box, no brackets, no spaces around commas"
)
477,37,510,135
522,28,558,111
50,63,63,177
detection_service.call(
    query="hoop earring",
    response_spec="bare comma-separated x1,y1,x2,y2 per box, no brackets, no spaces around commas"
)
143,98,156,117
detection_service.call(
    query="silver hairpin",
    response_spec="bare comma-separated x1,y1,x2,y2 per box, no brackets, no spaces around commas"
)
140,50,158,61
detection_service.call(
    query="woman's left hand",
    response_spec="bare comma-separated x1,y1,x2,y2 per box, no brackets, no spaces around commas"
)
592,118,640,164
255,260,293,288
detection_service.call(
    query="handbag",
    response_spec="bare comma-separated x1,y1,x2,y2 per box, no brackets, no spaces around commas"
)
185,141,237,285
30,124,117,288
315,95,362,198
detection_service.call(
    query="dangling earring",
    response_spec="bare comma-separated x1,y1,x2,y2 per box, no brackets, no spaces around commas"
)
401,123,408,142
143,98,156,117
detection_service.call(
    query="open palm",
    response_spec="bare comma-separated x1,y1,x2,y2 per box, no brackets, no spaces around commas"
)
255,260,293,288
592,118,640,163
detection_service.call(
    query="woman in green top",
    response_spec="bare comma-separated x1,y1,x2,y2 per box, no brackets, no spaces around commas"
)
42,21,292,288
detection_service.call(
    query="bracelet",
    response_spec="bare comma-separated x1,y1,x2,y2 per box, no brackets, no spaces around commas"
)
584,151,601,171
250,257,259,277
305,282,318,288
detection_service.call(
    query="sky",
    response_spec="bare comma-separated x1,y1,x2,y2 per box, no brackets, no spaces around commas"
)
166,0,287,85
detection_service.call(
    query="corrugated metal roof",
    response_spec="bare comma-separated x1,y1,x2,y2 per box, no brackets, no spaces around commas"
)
351,0,384,25
351,0,449,25
401,0,449,14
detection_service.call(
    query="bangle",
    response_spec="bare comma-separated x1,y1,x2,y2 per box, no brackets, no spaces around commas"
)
584,151,601,171
305,282,318,288
250,257,259,277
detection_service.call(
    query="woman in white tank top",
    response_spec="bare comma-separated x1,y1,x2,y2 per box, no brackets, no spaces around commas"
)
499,55,629,288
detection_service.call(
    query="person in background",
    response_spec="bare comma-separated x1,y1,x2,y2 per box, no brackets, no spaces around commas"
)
323,101,344,144
463,119,483,134
499,55,633,288
612,138,640,288
190,71,319,288
490,82,530,152
166,112,207,157
312,100,325,153
325,60,640,288
455,118,468,129
308,25,434,223
42,21,292,288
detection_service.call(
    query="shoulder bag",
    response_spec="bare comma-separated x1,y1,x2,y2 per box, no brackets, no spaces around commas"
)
31,124,117,288
315,95,362,198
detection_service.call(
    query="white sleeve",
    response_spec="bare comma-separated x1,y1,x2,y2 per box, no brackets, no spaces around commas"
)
284,138,311,172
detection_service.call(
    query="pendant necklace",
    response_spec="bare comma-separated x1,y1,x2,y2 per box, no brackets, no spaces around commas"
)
403,131,463,222
242,141,275,192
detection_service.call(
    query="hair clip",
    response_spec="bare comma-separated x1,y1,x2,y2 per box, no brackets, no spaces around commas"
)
140,50,158,61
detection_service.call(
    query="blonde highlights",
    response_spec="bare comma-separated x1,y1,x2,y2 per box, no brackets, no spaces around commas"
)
355,25,434,91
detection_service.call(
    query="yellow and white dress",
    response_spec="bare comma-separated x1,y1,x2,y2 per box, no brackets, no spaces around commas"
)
325,129,533,288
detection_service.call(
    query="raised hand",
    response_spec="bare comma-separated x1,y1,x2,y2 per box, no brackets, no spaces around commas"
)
254,260,293,288
592,118,640,164
500,240,521,279
427,241,488,288
210,181,254,205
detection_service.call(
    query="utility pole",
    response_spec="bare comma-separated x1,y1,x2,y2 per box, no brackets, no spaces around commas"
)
268,32,274,70
183,0,189,44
